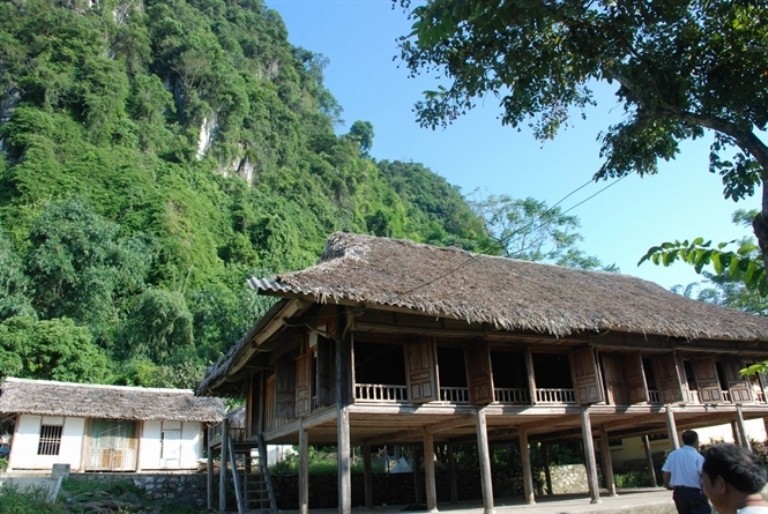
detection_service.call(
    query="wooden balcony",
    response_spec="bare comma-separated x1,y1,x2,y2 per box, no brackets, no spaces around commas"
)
354,383,576,405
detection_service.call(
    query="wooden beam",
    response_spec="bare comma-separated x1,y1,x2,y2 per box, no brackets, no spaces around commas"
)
736,405,750,451
219,417,228,513
642,435,658,487
447,443,458,503
337,307,352,514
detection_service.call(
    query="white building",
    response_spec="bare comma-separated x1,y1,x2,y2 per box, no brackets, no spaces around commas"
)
0,377,224,473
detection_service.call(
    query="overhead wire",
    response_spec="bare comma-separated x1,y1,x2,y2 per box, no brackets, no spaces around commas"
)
399,174,629,294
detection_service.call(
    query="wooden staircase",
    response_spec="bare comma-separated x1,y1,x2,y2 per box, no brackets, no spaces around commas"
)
228,434,277,513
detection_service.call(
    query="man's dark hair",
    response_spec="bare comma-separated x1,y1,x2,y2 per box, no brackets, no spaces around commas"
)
702,443,768,494
681,430,699,446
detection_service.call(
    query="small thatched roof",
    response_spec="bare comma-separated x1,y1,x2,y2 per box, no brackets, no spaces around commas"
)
0,378,225,423
198,232,768,395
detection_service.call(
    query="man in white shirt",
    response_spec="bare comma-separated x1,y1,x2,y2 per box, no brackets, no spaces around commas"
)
662,430,711,514
701,443,768,514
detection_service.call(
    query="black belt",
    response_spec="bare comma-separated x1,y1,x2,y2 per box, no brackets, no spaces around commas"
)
673,486,701,491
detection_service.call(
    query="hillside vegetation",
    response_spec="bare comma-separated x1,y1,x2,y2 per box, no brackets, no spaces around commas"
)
0,0,493,387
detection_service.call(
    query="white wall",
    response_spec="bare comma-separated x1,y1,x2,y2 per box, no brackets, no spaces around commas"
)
137,420,203,470
8,415,85,471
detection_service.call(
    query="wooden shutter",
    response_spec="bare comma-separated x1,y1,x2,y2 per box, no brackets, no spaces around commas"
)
570,347,604,405
404,338,438,404
295,352,312,417
315,337,332,407
693,358,722,403
622,352,649,404
652,355,685,403
601,354,625,405
465,340,494,405
723,358,753,403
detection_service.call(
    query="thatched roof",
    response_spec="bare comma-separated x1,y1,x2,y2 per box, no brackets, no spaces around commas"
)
254,232,768,340
198,232,768,395
0,378,224,423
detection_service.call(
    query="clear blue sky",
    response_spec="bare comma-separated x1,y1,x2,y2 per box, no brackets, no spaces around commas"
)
267,0,755,290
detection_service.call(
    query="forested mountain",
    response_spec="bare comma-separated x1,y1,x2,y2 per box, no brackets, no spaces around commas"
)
0,0,494,387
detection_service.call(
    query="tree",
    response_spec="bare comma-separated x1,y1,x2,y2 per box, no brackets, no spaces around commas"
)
347,120,375,156
0,316,112,383
398,1,768,269
470,194,616,271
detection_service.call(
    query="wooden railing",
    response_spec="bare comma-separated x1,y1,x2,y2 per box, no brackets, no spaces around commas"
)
354,383,578,405
439,387,470,404
648,390,661,403
535,388,576,404
355,383,408,403
494,387,530,404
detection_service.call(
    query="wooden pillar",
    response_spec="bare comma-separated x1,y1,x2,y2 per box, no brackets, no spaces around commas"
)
525,347,538,405
580,407,601,504
299,423,309,514
336,309,352,514
423,430,438,513
598,425,617,496
736,404,751,451
542,443,553,496
207,426,214,512
665,406,679,449
447,443,458,503
413,446,423,505
642,435,658,487
519,428,535,505
475,408,495,513
219,417,228,513
363,445,374,509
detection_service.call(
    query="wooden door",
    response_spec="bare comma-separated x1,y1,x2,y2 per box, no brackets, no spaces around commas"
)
570,347,604,405
405,338,438,404
722,359,753,403
465,340,494,405
693,358,722,403
295,352,312,417
86,419,137,471
651,355,684,403
622,352,648,404
601,354,626,405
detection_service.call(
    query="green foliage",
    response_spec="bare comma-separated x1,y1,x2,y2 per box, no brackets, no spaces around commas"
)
470,194,617,271
0,483,67,514
0,0,500,387
399,0,768,272
0,316,112,383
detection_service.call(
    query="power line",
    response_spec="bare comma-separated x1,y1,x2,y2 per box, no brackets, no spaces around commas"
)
399,174,628,294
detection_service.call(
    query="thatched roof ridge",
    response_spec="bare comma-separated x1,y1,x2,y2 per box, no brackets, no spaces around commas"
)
0,378,224,422
253,232,768,341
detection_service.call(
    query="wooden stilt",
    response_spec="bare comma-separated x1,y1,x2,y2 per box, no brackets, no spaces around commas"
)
642,435,658,487
336,308,352,514
423,430,438,513
219,418,228,513
519,428,535,505
475,407,495,514
363,444,373,509
598,425,617,496
580,407,601,504
299,423,309,514
736,404,751,451
447,443,458,503
413,446,423,505
665,406,679,449
542,443,553,495
207,425,213,512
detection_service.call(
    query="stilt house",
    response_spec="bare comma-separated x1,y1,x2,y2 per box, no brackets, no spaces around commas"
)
197,232,768,513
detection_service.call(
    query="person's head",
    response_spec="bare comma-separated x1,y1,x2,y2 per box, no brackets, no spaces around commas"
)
681,430,699,447
701,444,768,514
